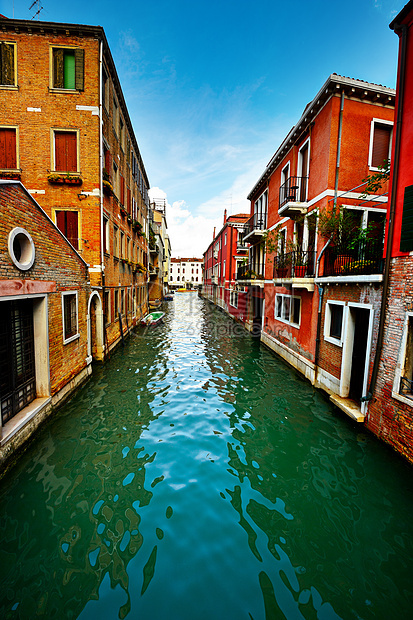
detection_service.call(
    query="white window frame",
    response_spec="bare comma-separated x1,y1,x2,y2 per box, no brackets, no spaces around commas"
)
392,311,413,407
275,293,301,327
62,291,79,345
368,118,393,171
229,290,238,308
324,300,347,346
0,41,17,89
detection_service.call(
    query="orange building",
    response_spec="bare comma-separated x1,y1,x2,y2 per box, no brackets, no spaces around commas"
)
244,75,395,422
0,16,151,358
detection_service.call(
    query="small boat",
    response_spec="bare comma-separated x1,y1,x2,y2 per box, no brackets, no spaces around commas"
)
164,294,174,301
140,311,165,327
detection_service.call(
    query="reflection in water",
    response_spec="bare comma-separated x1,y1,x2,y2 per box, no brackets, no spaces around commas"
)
1,293,413,619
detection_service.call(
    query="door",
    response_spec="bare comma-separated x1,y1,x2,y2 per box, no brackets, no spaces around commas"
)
0,300,36,424
349,307,370,402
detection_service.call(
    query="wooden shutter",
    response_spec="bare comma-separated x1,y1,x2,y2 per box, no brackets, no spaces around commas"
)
127,187,131,214
66,211,79,249
53,49,64,88
74,49,84,91
55,131,77,172
120,175,125,205
0,43,15,86
400,185,413,253
372,124,391,168
0,128,17,169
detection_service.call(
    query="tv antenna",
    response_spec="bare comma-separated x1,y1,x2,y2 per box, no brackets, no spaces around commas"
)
29,0,43,20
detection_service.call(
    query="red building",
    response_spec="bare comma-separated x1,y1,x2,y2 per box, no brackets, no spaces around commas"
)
243,75,395,421
203,211,249,321
367,1,413,462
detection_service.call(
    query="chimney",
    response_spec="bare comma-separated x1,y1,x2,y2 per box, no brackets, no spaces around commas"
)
224,209,227,224
213,226,216,239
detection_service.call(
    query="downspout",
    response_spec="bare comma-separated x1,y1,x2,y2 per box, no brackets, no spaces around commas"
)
314,91,344,377
364,23,408,402
334,90,345,211
99,39,107,356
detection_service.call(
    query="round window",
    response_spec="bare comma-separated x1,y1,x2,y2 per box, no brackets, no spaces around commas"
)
8,227,35,271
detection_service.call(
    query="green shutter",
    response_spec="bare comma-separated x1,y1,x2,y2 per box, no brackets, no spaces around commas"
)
75,49,84,91
0,43,15,86
53,49,64,88
400,185,413,253
63,51,75,89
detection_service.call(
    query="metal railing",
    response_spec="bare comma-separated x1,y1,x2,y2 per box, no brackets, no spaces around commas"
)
279,176,308,208
245,212,267,235
400,376,413,396
273,249,316,279
236,262,266,280
322,239,384,277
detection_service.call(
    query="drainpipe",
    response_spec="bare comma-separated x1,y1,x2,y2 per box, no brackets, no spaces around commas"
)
314,239,331,374
364,23,408,403
334,90,345,211
99,39,107,357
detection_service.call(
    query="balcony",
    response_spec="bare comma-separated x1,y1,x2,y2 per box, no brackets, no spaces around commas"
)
210,275,218,284
278,176,309,218
321,239,384,278
243,213,267,244
236,262,266,283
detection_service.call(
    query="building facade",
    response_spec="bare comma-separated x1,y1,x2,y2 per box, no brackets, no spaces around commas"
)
170,258,203,289
202,211,250,320
367,1,413,462
240,75,395,421
0,181,91,466
0,17,151,359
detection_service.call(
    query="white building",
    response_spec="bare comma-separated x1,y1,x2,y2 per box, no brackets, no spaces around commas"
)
170,258,203,289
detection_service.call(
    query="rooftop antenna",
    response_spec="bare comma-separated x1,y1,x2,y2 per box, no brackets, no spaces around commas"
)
29,0,43,20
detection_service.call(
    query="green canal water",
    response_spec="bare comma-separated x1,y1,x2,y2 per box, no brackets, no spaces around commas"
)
1,293,413,619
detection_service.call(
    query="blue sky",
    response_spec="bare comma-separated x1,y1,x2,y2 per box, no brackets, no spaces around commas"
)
1,0,403,256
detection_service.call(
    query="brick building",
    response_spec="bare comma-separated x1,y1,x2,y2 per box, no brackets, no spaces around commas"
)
0,16,151,358
242,75,395,420
0,181,91,466
202,211,249,320
367,1,413,462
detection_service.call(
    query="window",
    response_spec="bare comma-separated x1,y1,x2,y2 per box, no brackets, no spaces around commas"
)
55,210,79,250
230,290,238,308
53,130,78,172
62,292,78,343
0,41,16,86
114,290,119,316
51,47,84,90
275,294,301,326
113,98,119,135
102,67,109,110
369,119,393,170
103,216,109,254
114,226,119,257
298,141,309,201
104,291,110,325
324,301,345,345
397,314,413,399
0,127,18,170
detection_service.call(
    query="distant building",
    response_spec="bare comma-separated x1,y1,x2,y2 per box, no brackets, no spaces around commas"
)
170,258,203,289
0,181,91,466
202,211,249,320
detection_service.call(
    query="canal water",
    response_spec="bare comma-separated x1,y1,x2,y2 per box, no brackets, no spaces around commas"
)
1,293,413,620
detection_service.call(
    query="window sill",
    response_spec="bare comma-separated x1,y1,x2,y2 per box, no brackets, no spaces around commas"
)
0,84,18,91
324,335,343,347
49,87,80,94
1,397,52,446
391,390,413,407
63,333,80,345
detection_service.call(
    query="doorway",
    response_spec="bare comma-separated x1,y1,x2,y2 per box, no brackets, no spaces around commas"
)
348,307,370,402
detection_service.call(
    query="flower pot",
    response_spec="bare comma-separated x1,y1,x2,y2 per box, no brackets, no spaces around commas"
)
276,268,288,278
294,265,307,277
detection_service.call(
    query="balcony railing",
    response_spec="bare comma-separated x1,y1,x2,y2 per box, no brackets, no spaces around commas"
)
322,239,384,277
273,249,316,279
279,176,308,208
244,213,267,238
236,262,265,281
